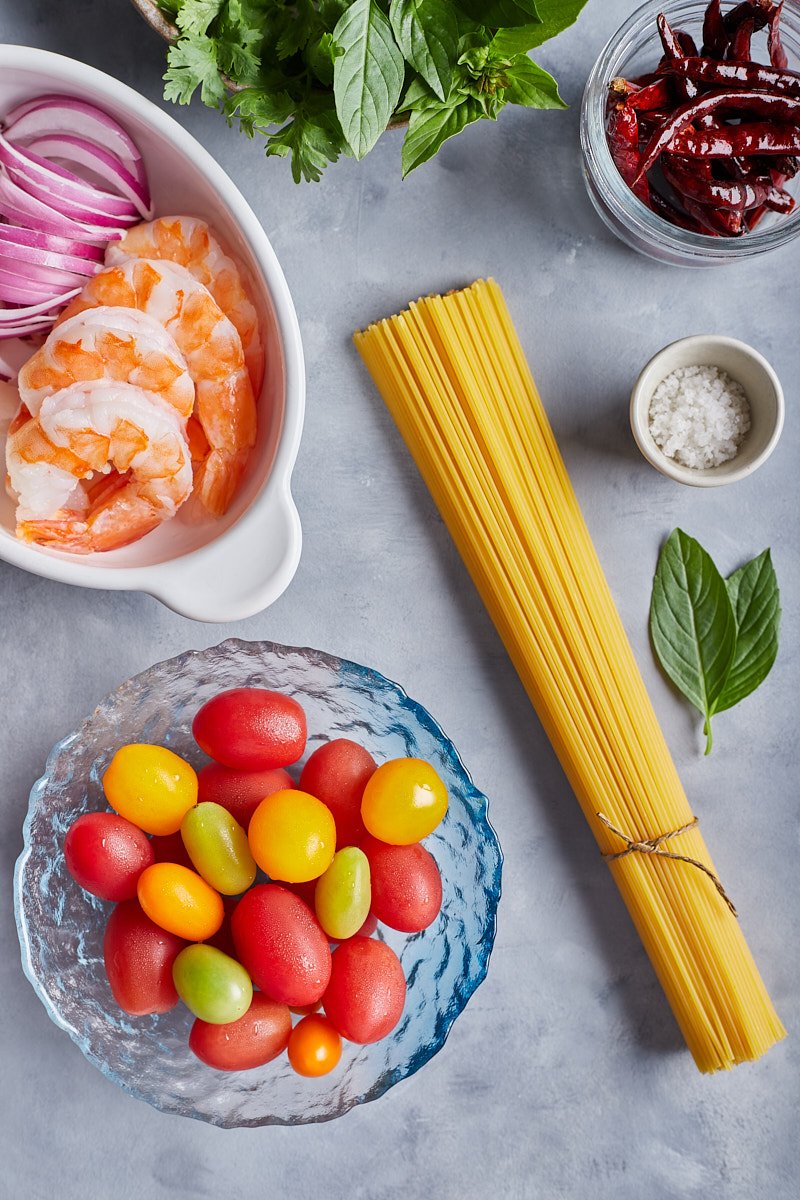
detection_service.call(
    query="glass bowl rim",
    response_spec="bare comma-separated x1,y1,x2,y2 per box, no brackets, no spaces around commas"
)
13,638,504,1127
580,0,800,261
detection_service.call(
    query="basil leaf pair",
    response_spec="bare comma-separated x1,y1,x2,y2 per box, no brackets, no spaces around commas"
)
650,530,781,755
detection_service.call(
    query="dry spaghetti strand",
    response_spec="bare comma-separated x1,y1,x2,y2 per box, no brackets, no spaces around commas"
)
354,279,785,1073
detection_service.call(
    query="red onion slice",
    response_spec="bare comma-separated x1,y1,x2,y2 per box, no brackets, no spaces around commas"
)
0,252,87,291
4,95,145,179
4,159,137,228
0,223,104,263
21,134,152,219
0,274,70,305
0,132,138,219
0,237,99,277
0,167,121,240
0,288,80,325
0,316,57,340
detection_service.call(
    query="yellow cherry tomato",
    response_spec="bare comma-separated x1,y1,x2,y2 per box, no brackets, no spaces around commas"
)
137,862,224,941
103,744,198,836
360,758,448,845
248,789,336,883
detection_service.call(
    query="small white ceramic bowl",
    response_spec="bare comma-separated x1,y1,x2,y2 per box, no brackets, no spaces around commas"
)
0,45,304,621
630,335,784,487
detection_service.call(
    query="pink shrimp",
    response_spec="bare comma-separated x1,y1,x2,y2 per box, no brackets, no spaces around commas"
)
6,381,193,552
18,307,195,419
57,258,256,517
105,216,265,395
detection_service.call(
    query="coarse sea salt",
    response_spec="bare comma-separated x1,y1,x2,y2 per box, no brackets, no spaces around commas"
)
648,364,751,470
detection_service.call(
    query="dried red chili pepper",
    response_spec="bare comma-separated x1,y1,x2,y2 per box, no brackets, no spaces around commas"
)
728,15,755,60
661,57,800,97
768,2,789,69
657,14,699,100
637,90,800,179
661,156,784,210
702,0,729,57
681,193,744,235
649,186,713,233
669,122,800,158
724,0,772,36
607,103,650,205
609,76,674,111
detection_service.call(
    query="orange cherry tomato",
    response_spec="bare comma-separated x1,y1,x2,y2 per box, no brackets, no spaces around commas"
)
248,789,336,883
103,744,198,836
137,862,223,941
288,1014,342,1078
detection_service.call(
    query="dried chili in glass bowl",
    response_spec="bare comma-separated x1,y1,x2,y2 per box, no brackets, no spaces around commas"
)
580,0,800,266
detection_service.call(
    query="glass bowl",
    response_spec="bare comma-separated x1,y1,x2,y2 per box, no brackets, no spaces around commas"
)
580,0,800,266
14,640,502,1127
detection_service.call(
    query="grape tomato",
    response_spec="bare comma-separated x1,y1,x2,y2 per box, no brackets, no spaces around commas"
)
248,789,336,883
287,1014,342,1078
361,836,442,933
314,847,371,941
103,744,198,836
137,862,224,941
189,993,292,1071
193,688,307,771
232,884,332,1007
360,758,448,845
103,899,185,1016
172,944,253,1025
299,739,376,847
181,802,256,895
197,763,294,829
323,938,406,1045
65,812,153,902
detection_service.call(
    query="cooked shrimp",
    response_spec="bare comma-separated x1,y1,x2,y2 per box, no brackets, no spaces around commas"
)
58,259,256,516
6,380,193,553
18,307,195,419
106,216,265,395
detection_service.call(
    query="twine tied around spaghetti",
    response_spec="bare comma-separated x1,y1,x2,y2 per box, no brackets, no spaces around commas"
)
595,813,737,918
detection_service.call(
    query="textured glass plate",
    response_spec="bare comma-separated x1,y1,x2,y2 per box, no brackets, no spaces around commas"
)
14,640,502,1127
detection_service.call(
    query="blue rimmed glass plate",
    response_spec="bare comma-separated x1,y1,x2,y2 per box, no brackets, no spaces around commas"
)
14,639,502,1127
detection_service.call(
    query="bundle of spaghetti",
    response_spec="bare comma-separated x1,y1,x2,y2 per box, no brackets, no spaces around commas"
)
354,279,785,1072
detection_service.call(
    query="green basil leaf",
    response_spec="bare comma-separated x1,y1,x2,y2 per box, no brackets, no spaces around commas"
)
504,55,566,108
401,93,483,175
491,0,588,54
650,529,737,755
458,1,541,27
333,0,405,159
389,0,459,101
713,550,781,713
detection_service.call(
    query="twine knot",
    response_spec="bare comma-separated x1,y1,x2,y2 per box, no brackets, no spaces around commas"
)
596,812,737,918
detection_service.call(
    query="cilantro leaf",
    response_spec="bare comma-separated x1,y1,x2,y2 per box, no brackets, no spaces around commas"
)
175,0,223,38
267,101,346,182
224,86,296,136
164,35,227,106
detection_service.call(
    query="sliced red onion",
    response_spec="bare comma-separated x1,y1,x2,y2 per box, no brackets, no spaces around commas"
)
0,167,122,241
0,132,137,219
0,316,56,340
4,158,138,228
0,274,69,305
4,95,145,179
0,288,80,334
0,251,87,290
0,224,105,261
21,134,153,219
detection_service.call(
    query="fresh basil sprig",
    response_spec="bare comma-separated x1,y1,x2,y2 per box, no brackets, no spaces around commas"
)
650,530,781,755
159,0,587,182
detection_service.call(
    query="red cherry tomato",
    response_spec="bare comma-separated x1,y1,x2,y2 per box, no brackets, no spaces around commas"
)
323,938,406,1044
193,689,307,771
103,899,185,1016
150,831,195,871
197,763,294,829
288,1014,342,1077
232,884,332,1007
189,993,292,1071
64,812,154,902
361,836,442,933
299,739,376,847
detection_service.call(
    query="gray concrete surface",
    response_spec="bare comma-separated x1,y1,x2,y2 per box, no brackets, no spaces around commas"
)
0,2,797,1197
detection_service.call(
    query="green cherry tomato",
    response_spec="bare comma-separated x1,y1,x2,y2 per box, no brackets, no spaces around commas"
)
172,944,253,1025
181,802,257,896
314,847,371,941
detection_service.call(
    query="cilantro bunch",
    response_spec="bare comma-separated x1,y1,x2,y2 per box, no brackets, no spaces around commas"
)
158,1,588,182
